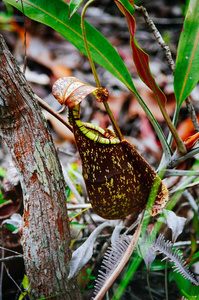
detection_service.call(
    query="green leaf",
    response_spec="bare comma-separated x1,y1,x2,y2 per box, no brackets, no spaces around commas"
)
190,251,199,261
0,166,6,177
189,286,199,298
37,293,66,300
3,0,171,157
70,222,87,229
69,0,84,18
115,0,135,15
4,223,17,232
173,270,192,295
142,259,173,271
18,292,27,300
189,251,199,267
115,0,187,155
193,210,199,236
181,288,199,300
3,0,134,93
174,0,199,108
191,235,197,253
22,275,29,290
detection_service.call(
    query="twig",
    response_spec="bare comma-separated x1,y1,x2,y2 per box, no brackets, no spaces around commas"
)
164,169,199,177
0,247,22,256
165,260,169,300
0,255,23,262
174,240,199,247
4,265,23,294
135,4,199,133
0,227,4,300
134,5,175,73
67,204,92,210
168,146,199,168
81,0,124,141
20,0,27,74
185,97,199,132
35,95,73,132
147,269,154,300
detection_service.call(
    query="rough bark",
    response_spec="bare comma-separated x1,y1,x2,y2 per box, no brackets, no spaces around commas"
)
0,35,81,300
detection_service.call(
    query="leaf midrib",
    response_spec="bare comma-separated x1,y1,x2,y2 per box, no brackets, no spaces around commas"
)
22,0,134,92
179,30,199,103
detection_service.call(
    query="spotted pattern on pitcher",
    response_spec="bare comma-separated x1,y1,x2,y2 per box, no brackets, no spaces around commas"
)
71,109,168,219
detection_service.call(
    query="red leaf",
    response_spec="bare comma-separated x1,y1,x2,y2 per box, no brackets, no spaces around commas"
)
184,132,199,150
115,0,167,107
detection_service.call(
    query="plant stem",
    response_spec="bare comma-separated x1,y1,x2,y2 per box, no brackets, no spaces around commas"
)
147,269,154,300
133,92,172,161
158,101,187,154
81,0,124,141
135,4,188,155
185,96,199,132
134,5,175,73
165,260,169,300
81,0,101,87
35,95,73,132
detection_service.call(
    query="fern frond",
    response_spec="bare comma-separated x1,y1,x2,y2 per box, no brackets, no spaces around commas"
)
153,234,199,286
92,217,143,300
93,219,198,300
93,234,131,297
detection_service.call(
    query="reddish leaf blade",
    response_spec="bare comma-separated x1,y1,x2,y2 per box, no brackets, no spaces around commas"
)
115,0,167,107
184,132,199,150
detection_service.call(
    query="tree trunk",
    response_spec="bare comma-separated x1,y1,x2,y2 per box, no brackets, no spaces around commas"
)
0,35,81,300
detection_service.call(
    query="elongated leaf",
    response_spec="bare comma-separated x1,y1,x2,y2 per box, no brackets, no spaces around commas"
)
3,0,171,156
174,0,199,108
115,0,135,15
3,0,135,93
115,0,167,107
69,0,84,18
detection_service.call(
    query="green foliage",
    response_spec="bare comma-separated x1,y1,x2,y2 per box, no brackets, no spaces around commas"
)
111,256,143,300
69,0,84,18
3,0,136,93
171,270,199,299
143,259,173,271
0,189,6,205
3,0,171,158
0,166,6,177
0,2,13,30
193,211,199,236
174,0,199,108
1,0,199,299
189,251,199,267
162,30,171,44
18,275,30,300
4,223,17,232
80,268,96,291
0,167,7,205
70,222,87,229
116,0,167,107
